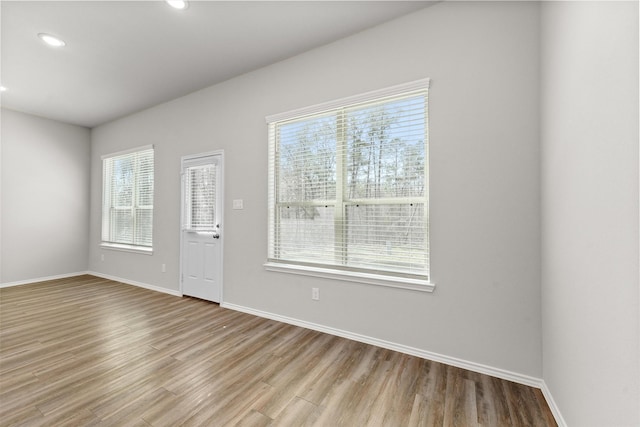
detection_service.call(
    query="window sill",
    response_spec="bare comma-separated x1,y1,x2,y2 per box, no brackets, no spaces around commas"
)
100,243,153,255
264,262,435,293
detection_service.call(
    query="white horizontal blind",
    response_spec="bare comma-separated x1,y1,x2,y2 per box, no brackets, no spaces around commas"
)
267,81,429,279
102,146,154,248
184,163,216,231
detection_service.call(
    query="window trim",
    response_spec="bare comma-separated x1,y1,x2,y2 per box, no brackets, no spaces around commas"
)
264,262,434,293
265,78,430,123
101,145,154,252
265,79,433,290
100,242,153,255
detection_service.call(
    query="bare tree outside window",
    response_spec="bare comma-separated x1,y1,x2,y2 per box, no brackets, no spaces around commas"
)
268,87,429,279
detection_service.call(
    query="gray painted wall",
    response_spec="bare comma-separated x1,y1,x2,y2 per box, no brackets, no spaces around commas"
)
89,1,542,377
5,2,638,422
1,108,91,283
541,1,640,426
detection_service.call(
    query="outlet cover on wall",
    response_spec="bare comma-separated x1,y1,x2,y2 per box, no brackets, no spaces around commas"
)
312,287,319,300
232,199,243,209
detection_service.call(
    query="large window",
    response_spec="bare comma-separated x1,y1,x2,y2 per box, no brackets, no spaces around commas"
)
266,79,430,288
101,146,154,252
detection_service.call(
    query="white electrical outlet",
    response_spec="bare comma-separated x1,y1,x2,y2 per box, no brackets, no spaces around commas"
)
312,288,319,301
101,254,105,262
232,199,244,210
161,263,166,273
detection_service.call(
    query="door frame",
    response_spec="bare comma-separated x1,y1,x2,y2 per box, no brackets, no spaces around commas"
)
179,150,225,302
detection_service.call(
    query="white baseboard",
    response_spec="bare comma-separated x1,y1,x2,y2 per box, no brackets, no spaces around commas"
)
88,271,182,297
541,381,568,427
221,301,543,389
0,271,89,288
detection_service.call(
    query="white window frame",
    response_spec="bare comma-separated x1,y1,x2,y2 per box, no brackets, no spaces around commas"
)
265,79,434,292
101,145,154,254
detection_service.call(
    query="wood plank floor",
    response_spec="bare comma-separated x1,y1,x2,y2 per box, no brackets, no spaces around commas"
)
0,275,557,426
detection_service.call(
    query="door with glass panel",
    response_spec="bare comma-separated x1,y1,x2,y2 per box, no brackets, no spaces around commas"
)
180,152,223,302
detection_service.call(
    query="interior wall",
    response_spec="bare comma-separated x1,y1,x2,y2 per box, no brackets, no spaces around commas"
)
540,1,640,426
1,108,91,283
89,1,543,377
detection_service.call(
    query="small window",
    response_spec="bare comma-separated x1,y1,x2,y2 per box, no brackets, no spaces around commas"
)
183,159,217,231
266,79,430,287
101,146,154,252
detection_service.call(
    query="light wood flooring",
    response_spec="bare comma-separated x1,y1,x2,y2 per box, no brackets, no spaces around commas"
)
0,275,557,426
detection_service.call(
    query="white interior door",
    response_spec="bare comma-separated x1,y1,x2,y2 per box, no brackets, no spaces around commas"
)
180,152,223,302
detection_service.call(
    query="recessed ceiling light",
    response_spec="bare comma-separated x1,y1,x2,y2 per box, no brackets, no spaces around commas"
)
38,33,66,47
166,0,188,10
0,86,7,92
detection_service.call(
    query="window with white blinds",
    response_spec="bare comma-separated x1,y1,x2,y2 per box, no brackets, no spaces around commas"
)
101,146,154,251
266,79,430,283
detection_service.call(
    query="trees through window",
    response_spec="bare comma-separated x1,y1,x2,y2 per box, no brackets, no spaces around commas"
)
267,81,429,280
101,146,154,250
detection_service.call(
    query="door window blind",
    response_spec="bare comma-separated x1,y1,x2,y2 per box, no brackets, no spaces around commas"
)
102,146,154,248
267,80,429,280
184,163,217,231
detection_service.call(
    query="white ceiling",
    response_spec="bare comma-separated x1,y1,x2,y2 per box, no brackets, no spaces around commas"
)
0,1,433,128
